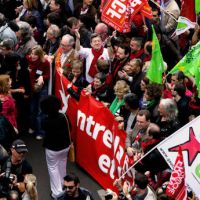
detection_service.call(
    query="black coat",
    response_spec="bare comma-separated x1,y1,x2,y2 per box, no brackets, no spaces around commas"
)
42,113,71,151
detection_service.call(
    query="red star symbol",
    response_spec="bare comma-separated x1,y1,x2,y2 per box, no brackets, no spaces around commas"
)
169,127,200,166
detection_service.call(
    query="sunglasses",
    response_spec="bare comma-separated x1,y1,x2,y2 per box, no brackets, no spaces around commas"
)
63,185,75,190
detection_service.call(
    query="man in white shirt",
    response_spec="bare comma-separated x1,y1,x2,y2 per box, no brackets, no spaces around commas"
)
75,31,110,83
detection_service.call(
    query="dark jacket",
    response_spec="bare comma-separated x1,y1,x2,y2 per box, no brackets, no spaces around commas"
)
42,113,71,151
57,187,94,200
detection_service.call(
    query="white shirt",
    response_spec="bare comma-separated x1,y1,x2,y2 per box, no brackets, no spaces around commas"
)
78,47,110,83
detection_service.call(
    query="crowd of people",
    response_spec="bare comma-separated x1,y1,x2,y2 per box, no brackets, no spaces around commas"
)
0,0,199,199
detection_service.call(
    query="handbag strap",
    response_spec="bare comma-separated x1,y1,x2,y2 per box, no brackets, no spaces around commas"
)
63,113,72,144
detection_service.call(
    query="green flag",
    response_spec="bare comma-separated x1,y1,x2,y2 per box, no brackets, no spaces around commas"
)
195,0,200,14
146,26,165,84
169,41,200,77
194,65,200,97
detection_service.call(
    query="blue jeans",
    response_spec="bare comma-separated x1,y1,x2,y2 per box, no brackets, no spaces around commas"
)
30,84,48,136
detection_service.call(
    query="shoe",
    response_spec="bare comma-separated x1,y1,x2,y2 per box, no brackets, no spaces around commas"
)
36,135,43,140
28,128,34,134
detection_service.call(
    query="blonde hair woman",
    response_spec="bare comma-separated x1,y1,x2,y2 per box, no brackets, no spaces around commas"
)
109,80,130,116
0,74,17,130
22,174,38,200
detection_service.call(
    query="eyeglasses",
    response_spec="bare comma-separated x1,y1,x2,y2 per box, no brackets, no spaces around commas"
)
63,185,75,190
117,120,124,123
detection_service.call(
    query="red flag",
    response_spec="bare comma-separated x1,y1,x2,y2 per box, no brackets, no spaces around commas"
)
140,1,153,19
166,146,187,200
180,0,196,22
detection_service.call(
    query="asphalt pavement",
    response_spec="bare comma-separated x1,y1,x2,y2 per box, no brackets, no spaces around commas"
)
22,133,103,200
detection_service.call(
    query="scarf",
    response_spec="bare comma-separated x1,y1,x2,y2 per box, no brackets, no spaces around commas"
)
109,97,124,115
88,47,103,78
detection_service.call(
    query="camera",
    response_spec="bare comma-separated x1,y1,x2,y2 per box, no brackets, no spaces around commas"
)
0,159,15,197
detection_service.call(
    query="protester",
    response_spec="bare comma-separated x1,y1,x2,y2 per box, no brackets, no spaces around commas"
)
109,80,130,116
156,98,181,140
75,31,110,83
43,24,61,55
40,95,71,199
56,173,94,200
22,174,38,200
27,45,50,139
0,74,17,130
53,34,78,79
0,13,17,45
125,109,160,157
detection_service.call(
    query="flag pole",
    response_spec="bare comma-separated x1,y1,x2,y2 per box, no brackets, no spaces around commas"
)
149,0,178,22
117,115,200,181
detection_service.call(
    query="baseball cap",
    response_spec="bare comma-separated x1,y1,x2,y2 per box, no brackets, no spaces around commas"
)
12,139,28,153
0,38,14,49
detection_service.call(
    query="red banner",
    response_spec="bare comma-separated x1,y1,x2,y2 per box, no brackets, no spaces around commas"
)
76,94,134,190
101,0,145,33
54,71,134,190
54,71,78,142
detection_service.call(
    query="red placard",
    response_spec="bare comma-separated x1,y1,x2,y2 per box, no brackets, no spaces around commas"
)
101,0,145,33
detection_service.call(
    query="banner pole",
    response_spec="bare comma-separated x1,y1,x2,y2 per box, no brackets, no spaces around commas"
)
118,115,200,180
118,143,159,180
149,0,178,22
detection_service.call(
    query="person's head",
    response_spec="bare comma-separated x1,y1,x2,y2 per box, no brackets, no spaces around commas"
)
60,34,74,53
158,98,178,121
7,190,19,200
97,58,110,74
46,24,60,40
136,109,151,130
0,12,6,27
172,82,186,98
46,12,62,27
171,71,185,84
134,172,148,191
67,17,80,35
144,83,163,101
11,139,28,165
83,0,93,6
24,174,38,200
93,72,106,89
124,93,139,111
90,33,103,50
130,37,143,53
0,38,15,54
0,74,12,94
71,60,83,78
16,21,32,40
94,23,108,41
30,45,44,62
63,173,80,197
115,115,124,130
50,0,65,12
116,45,130,61
151,8,160,25
146,123,161,140
114,80,130,100
23,0,38,10
40,95,61,116
126,58,142,75
140,76,149,92
23,15,37,29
